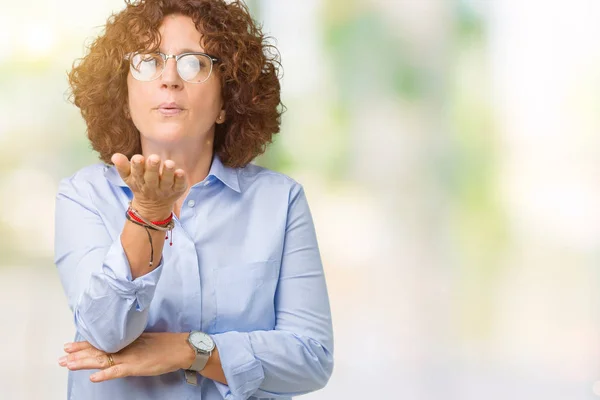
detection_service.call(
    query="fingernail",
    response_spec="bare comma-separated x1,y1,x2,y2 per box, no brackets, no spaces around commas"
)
90,374,98,381
67,361,76,368
151,159,159,165
58,356,67,366
64,343,71,351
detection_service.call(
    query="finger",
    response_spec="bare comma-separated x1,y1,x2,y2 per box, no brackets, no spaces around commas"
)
67,352,112,371
64,341,94,353
144,154,160,187
111,153,131,180
130,154,145,184
160,160,175,189
66,347,103,362
172,169,187,192
60,350,88,367
91,364,128,383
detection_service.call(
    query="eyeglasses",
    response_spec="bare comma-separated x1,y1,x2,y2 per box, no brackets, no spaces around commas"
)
125,52,220,84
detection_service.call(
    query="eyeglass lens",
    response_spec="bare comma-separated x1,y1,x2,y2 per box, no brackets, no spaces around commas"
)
130,53,213,83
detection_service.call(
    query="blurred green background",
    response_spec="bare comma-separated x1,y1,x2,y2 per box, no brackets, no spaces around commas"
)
2,0,600,398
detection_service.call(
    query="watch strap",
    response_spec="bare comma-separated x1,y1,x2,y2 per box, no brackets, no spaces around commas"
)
189,350,211,372
184,370,198,386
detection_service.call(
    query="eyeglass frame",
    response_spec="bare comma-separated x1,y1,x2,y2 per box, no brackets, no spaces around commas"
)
124,51,220,84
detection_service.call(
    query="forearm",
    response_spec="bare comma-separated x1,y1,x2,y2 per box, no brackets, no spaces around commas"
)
67,226,165,353
66,204,172,352
73,246,164,353
75,296,150,353
177,329,329,395
200,347,227,385
210,330,333,398
122,200,172,279
79,203,173,349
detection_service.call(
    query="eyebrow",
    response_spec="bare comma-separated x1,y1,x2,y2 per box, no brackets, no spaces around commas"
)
159,48,205,54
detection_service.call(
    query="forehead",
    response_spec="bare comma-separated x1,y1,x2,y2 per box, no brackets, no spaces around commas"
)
157,14,204,53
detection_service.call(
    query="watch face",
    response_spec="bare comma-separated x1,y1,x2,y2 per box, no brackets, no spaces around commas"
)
190,332,214,353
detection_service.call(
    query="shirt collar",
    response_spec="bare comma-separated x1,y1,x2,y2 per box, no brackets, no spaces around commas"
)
206,153,241,193
103,153,241,193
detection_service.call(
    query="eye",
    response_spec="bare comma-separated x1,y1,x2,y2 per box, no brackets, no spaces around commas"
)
130,53,162,79
177,54,201,80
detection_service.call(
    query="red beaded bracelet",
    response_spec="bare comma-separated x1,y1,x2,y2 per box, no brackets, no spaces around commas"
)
126,203,175,231
125,203,176,268
126,209,173,228
148,213,173,226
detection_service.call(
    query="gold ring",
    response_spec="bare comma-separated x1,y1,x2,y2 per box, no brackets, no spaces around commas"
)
106,354,115,368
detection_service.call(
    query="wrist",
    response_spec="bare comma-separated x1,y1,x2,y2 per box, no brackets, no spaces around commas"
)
180,333,196,370
130,199,173,221
200,346,219,376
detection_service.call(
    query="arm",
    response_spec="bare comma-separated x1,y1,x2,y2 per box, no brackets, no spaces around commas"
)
55,154,185,353
60,184,333,397
207,184,334,399
55,177,164,353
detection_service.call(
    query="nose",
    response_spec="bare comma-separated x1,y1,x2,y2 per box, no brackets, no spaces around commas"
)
160,55,183,89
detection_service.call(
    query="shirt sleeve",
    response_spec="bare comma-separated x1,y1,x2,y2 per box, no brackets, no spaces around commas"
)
210,184,334,399
54,175,163,353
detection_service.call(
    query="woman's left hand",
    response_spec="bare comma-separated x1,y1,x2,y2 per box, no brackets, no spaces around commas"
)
58,333,195,382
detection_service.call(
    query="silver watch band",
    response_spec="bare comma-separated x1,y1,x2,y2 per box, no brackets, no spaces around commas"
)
189,351,211,372
184,349,211,385
184,370,198,386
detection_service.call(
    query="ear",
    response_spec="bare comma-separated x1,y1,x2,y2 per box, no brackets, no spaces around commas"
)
216,110,226,124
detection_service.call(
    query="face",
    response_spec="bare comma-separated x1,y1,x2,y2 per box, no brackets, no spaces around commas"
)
127,14,224,147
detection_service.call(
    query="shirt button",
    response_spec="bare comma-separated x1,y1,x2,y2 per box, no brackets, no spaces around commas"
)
187,200,195,207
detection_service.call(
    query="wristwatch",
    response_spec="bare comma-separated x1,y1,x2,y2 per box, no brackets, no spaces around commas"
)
184,331,215,385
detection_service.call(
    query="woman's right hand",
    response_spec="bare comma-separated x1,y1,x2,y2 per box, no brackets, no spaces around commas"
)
111,153,187,219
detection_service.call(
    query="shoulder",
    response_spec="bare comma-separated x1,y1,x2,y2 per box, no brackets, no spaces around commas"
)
58,162,108,187
238,162,304,200
56,162,113,203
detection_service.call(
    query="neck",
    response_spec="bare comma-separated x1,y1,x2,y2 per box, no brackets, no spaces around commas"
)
140,134,215,189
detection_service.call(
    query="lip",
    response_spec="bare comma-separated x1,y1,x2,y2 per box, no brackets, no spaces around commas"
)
156,102,185,116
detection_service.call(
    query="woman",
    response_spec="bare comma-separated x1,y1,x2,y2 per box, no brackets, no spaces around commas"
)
54,0,333,399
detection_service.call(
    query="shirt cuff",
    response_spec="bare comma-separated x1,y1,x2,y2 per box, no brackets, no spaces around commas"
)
99,234,164,311
211,331,265,399
213,381,233,400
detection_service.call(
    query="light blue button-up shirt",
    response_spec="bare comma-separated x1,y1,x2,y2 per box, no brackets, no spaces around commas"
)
54,154,334,400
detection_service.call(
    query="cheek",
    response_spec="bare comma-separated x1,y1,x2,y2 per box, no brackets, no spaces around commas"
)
126,78,150,130
127,81,152,117
191,82,223,114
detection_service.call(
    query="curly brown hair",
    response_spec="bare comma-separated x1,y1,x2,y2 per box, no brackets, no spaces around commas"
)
67,0,282,168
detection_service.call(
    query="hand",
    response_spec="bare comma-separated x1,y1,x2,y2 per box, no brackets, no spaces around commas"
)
111,153,187,219
58,333,195,383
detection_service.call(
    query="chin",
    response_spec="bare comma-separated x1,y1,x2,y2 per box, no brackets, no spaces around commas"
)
144,126,193,144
